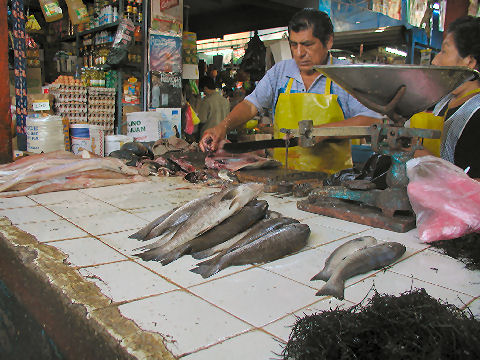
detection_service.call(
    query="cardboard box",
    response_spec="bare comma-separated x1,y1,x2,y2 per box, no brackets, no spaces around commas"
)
27,93,55,115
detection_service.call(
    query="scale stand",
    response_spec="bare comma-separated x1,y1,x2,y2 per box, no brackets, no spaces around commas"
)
295,65,479,232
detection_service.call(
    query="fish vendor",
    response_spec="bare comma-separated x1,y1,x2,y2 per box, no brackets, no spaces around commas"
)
199,8,382,174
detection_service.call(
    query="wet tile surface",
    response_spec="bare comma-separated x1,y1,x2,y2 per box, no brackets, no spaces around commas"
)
0,176,478,358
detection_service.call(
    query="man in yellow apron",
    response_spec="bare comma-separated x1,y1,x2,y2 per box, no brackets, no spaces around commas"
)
199,8,382,174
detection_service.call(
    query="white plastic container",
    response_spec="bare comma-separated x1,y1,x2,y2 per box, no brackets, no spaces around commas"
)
126,111,162,142
70,123,90,154
26,115,65,153
104,134,134,156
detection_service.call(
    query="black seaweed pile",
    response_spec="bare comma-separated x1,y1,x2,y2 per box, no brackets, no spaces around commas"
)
282,289,480,360
430,232,480,270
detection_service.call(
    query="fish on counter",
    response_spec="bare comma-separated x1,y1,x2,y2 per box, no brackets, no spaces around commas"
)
311,236,378,281
190,216,300,260
134,183,264,261
191,222,310,278
315,242,406,300
137,200,269,264
0,151,147,198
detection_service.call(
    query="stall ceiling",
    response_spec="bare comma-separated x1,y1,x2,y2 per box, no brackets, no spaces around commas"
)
184,0,319,40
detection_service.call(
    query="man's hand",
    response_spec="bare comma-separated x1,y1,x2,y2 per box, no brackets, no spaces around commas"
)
199,123,227,152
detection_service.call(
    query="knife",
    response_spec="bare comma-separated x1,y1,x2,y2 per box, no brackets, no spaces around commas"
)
222,138,299,153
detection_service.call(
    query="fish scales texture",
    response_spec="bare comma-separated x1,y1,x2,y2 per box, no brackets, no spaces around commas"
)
138,200,269,264
142,193,213,241
194,217,300,264
316,242,406,300
146,183,264,257
192,223,310,278
311,236,378,281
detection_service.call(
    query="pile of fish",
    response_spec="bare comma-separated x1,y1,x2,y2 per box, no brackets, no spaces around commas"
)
109,138,281,183
0,150,146,197
311,236,406,300
130,183,310,277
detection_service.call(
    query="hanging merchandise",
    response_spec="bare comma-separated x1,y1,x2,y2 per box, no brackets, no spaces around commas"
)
182,32,198,65
107,18,135,65
25,14,41,31
240,31,266,82
65,0,90,25
149,31,182,73
39,0,63,22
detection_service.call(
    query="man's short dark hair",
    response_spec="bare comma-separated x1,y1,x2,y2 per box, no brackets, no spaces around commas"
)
288,8,333,46
203,76,216,91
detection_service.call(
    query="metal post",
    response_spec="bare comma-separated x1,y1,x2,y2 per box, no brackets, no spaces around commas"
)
0,0,13,163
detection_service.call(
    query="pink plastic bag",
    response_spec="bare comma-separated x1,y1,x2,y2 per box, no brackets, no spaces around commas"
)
406,156,480,242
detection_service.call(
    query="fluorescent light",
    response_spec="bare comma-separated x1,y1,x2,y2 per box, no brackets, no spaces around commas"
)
338,56,347,60
385,47,407,57
350,54,355,58
375,27,386,33
433,3,440,10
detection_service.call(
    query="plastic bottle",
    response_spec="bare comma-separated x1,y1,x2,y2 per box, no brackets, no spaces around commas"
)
113,7,118,22
39,0,63,22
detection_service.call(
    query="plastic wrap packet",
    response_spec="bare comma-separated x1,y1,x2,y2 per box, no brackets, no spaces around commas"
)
406,156,480,242
107,18,135,65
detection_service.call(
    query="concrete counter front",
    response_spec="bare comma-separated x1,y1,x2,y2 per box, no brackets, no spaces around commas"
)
0,177,479,359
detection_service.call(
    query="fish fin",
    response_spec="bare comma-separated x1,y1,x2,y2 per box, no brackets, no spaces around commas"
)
190,250,209,260
160,244,190,265
135,247,169,263
310,270,328,282
220,187,237,202
190,264,220,278
315,278,345,300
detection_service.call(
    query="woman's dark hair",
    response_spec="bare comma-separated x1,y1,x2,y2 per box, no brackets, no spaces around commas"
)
288,8,333,46
448,16,480,69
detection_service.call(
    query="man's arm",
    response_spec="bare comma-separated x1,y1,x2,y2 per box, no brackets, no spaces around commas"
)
199,99,259,152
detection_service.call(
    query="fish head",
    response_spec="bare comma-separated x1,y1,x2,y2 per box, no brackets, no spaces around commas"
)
227,183,264,210
385,242,407,257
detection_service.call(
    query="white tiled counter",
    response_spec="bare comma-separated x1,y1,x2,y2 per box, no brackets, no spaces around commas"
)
0,177,479,359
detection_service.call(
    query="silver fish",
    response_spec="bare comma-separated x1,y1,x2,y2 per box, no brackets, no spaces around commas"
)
137,200,268,264
191,216,299,260
316,242,406,300
191,223,310,278
137,193,213,241
311,236,378,281
139,183,264,259
129,206,178,240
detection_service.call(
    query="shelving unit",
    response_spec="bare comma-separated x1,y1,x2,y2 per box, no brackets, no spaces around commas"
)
56,0,148,134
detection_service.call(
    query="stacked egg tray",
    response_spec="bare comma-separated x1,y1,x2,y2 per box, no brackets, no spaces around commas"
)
87,87,116,135
50,85,88,124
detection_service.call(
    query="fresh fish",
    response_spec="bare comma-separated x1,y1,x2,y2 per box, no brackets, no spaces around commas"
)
137,200,268,264
316,242,406,300
311,236,378,281
140,193,214,241
264,210,283,219
191,223,310,278
129,206,179,240
138,183,264,260
191,216,299,260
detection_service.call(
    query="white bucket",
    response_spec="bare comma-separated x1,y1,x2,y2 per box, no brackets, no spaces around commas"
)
26,115,65,153
126,111,162,142
70,123,90,155
89,125,105,156
104,135,134,156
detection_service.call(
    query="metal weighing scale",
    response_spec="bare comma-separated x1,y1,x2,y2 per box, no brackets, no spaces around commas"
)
292,65,479,232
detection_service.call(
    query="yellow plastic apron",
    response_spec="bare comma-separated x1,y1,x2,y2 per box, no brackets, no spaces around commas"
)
273,77,352,174
409,88,480,157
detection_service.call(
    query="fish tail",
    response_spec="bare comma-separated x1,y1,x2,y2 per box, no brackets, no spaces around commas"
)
190,263,221,278
135,247,169,263
160,245,189,265
315,278,345,300
190,249,210,260
310,270,328,282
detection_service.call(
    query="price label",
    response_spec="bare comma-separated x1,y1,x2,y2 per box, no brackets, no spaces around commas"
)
32,100,51,111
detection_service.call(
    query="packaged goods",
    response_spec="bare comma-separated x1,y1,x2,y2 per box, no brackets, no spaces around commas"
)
39,0,63,22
